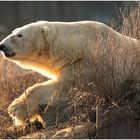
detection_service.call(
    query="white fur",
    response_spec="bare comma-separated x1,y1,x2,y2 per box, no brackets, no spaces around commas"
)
0,21,139,126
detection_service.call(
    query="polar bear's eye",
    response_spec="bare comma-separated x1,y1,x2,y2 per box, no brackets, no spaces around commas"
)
17,33,22,38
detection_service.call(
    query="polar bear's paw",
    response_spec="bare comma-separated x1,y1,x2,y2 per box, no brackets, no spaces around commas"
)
8,101,47,130
7,102,29,126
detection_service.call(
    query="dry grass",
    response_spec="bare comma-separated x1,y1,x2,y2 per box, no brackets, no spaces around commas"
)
0,55,46,138
90,2,140,105
0,2,140,139
68,1,140,127
120,2,140,39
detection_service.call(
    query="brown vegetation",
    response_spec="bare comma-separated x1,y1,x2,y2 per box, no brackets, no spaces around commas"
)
0,2,139,139
0,55,46,138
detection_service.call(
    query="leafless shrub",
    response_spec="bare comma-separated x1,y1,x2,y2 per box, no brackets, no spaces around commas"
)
68,90,96,122
120,2,140,39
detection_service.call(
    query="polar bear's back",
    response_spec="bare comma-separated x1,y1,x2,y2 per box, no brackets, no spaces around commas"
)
39,20,137,49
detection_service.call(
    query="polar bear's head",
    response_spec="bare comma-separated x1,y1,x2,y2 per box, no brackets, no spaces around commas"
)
0,21,58,78
0,21,51,65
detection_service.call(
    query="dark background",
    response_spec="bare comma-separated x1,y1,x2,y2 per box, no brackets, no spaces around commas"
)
0,1,137,40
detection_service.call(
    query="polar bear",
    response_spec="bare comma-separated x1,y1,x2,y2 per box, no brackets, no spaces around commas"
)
0,21,139,127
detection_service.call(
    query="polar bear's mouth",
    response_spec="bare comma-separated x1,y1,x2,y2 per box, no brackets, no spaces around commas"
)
0,44,16,57
4,50,16,57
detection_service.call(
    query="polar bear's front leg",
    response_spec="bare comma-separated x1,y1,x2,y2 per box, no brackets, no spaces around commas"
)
7,80,60,127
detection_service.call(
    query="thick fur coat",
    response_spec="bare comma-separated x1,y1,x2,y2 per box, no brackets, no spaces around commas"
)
0,21,139,126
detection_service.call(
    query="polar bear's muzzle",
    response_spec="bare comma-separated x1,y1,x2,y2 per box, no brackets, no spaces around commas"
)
0,44,16,57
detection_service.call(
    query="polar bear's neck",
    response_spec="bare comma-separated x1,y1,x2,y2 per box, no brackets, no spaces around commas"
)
11,55,83,82
12,59,58,80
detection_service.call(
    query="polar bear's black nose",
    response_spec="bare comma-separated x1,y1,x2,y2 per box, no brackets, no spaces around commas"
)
0,44,16,57
0,44,6,51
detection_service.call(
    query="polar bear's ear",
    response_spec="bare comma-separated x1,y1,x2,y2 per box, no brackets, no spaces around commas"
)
41,26,50,36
